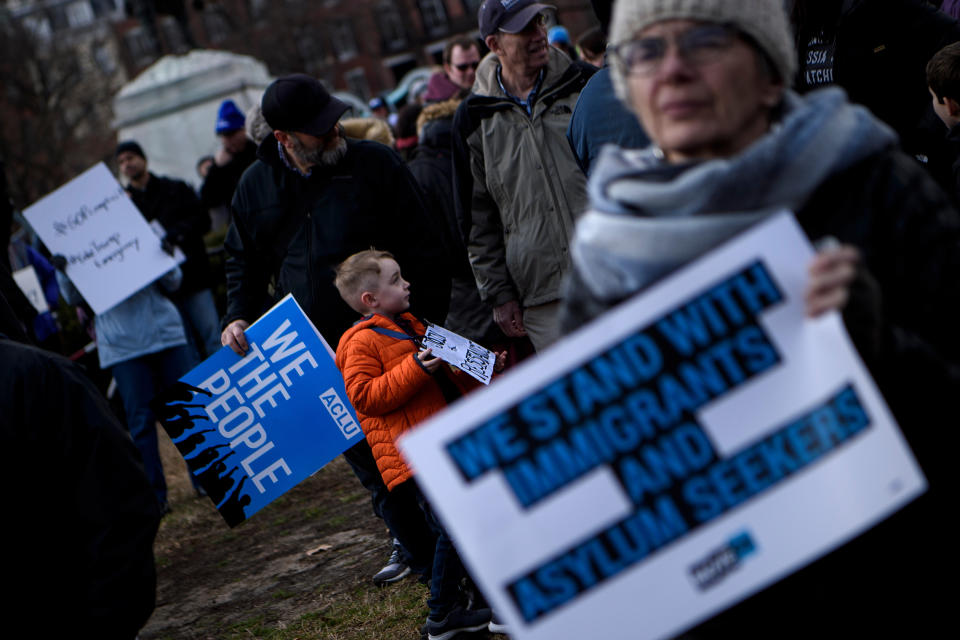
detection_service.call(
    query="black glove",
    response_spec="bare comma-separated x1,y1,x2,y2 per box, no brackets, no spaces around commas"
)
51,254,67,271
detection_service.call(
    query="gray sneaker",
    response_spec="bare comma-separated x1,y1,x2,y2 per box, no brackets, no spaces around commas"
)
372,539,411,586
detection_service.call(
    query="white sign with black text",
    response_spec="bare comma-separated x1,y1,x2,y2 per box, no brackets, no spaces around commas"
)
22,163,179,314
422,324,496,385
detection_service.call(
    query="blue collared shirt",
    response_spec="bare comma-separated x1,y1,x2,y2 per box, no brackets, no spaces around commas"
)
496,65,546,115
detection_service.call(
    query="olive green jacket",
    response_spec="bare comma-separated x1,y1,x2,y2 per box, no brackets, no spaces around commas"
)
452,47,595,308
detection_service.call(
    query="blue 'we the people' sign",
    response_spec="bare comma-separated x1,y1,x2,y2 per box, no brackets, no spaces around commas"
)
152,294,363,526
398,213,926,640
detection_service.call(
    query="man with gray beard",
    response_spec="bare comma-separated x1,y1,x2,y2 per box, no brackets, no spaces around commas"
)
221,74,451,584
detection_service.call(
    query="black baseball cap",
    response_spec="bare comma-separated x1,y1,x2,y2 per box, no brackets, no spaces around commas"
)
261,74,349,137
478,0,555,39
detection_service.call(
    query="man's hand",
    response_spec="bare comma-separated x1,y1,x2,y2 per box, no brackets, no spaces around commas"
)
805,244,860,317
221,319,250,356
51,254,68,272
417,347,442,373
493,350,508,373
493,300,526,337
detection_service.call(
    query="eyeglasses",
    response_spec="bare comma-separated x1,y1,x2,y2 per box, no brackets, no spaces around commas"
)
453,61,480,72
609,24,738,76
502,12,548,36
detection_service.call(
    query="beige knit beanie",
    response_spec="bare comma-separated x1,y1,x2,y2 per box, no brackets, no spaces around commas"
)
608,0,796,102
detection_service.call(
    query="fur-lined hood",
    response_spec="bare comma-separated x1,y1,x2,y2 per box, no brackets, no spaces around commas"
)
416,98,460,137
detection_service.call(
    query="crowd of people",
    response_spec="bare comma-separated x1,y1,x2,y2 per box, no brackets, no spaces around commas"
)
3,0,960,637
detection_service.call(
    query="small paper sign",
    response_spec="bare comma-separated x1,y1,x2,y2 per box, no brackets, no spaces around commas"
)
422,324,496,385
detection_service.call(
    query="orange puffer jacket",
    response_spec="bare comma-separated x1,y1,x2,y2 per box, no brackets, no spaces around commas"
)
335,313,477,490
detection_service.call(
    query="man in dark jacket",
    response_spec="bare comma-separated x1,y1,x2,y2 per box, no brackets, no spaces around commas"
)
1,326,160,638
221,73,450,585
117,140,220,359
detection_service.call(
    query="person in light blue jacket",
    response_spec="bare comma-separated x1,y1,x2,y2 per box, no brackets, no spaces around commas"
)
56,264,192,513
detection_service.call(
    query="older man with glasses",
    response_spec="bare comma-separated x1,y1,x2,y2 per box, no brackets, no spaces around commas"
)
452,0,596,352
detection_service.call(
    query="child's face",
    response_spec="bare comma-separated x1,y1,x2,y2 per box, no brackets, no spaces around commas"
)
371,258,410,316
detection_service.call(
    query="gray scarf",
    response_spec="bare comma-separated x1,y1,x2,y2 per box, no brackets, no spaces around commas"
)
572,87,897,301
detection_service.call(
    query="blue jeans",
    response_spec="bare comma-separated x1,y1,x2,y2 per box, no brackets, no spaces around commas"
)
176,289,222,360
112,344,194,507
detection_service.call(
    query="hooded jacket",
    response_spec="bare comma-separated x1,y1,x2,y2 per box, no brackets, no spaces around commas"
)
452,47,595,309
336,312,477,490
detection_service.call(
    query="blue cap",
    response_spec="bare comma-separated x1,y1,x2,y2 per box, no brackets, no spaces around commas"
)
547,25,570,45
215,99,246,134
369,96,387,111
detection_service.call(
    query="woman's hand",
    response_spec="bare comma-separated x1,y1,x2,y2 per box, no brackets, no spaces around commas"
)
805,244,860,317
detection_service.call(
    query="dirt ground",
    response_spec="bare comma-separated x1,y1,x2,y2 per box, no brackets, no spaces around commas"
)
141,428,434,639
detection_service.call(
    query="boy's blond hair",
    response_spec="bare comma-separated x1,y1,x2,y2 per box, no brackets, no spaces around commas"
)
334,248,396,313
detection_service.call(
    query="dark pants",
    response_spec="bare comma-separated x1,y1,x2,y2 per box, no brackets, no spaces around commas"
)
411,480,467,619
341,439,437,573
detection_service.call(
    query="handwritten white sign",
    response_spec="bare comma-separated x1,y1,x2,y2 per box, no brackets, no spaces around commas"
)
22,163,179,315
422,324,496,385
399,213,926,640
12,265,49,313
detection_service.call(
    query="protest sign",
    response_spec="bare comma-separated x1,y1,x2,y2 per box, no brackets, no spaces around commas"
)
22,163,179,314
422,324,496,385
398,213,927,640
12,265,49,313
152,294,364,527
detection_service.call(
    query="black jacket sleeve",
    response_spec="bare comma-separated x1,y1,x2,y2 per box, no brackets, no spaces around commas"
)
372,145,452,324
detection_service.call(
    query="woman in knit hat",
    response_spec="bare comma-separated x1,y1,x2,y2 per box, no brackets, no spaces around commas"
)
562,0,959,635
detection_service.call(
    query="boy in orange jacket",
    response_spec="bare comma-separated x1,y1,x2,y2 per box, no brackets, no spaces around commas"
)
334,249,503,639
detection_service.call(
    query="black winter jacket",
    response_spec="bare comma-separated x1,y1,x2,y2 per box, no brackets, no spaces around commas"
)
128,173,212,295
200,139,258,210
408,112,501,344
224,137,451,345
793,0,960,156
0,336,160,638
